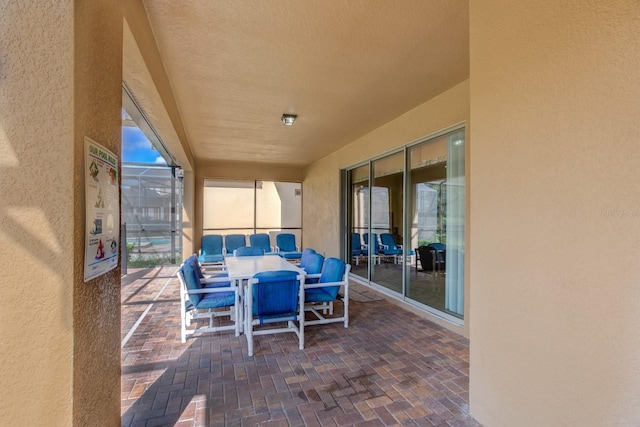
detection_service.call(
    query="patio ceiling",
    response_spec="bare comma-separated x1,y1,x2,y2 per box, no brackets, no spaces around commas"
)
138,0,469,168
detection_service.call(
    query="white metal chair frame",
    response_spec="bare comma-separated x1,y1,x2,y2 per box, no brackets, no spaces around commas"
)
244,273,305,357
177,263,242,343
304,264,351,327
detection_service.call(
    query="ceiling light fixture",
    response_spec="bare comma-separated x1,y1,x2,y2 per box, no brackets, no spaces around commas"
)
281,114,297,126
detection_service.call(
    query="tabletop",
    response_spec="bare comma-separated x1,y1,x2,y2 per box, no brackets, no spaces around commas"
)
225,255,304,280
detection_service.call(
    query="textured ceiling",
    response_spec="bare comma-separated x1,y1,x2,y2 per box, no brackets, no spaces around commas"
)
142,0,469,168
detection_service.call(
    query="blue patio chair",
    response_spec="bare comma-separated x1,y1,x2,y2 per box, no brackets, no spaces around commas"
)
249,233,278,255
245,270,305,357
233,245,265,257
224,234,246,257
177,256,241,342
351,232,363,265
198,234,224,265
275,233,303,260
379,233,403,263
304,257,351,327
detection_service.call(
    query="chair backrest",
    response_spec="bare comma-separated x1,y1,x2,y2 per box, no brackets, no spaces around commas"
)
318,257,348,299
380,233,397,249
178,260,203,306
184,254,205,280
249,233,272,253
201,234,223,256
234,246,265,257
302,253,324,275
225,234,246,254
250,270,301,321
298,248,316,269
276,233,297,252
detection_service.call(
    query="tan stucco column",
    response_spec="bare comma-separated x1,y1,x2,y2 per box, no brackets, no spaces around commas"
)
0,1,123,425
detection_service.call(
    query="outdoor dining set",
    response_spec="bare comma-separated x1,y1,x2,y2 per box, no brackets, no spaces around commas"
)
176,233,351,356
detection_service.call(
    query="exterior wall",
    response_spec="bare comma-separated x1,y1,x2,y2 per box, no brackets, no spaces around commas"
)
73,2,124,424
0,1,122,425
302,80,470,335
469,1,640,426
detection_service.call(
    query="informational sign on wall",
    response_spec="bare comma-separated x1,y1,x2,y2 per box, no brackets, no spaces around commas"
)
84,137,119,282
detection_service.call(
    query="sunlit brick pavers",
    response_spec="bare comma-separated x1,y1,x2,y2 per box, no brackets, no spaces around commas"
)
121,266,481,427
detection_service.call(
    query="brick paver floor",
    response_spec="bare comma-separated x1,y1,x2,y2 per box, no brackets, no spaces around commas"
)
121,266,481,427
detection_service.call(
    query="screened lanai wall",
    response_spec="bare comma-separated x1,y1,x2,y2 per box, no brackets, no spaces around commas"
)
121,164,182,265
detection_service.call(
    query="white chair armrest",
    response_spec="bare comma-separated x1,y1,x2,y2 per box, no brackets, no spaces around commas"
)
304,280,346,290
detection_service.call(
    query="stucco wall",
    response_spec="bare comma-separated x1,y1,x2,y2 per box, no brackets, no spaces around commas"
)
73,1,123,425
469,1,640,425
302,80,470,334
0,2,75,424
1,1,122,425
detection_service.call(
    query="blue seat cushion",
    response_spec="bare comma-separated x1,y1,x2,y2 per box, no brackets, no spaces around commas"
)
196,290,236,310
305,287,338,303
280,251,303,260
380,248,402,255
198,254,224,263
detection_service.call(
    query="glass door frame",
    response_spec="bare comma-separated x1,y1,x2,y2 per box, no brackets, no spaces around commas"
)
340,123,466,326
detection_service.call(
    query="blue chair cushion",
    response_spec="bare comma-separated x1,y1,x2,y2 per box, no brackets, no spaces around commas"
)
304,287,335,303
303,253,324,284
280,251,303,260
380,248,402,255
200,234,224,261
249,233,273,254
306,257,346,301
225,234,246,255
181,262,203,306
234,246,265,257
276,233,298,252
196,289,236,309
198,254,224,263
251,270,300,322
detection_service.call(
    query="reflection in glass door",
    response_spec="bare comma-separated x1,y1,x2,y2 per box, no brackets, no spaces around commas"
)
371,152,404,293
348,165,369,281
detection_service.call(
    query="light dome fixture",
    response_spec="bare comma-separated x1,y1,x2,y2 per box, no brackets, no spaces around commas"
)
281,114,297,126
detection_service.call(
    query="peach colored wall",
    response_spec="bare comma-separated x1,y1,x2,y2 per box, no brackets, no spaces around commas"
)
73,1,123,424
303,80,470,335
0,1,123,425
0,3,74,424
469,1,640,426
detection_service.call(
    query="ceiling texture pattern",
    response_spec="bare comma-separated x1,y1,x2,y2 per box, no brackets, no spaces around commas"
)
142,0,469,168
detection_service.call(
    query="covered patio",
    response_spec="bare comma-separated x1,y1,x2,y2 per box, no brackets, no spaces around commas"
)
121,267,479,426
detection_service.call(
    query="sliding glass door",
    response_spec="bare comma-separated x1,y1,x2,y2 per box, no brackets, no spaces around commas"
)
407,130,465,318
371,152,404,293
343,127,465,321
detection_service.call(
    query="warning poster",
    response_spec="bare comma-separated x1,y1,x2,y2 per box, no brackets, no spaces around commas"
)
84,137,119,282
